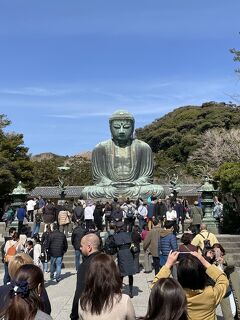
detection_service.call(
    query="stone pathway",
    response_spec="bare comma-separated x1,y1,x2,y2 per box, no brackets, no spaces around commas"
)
43,268,153,319
0,265,227,319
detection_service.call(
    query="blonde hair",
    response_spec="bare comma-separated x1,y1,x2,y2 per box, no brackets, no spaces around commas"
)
8,253,33,279
19,234,27,246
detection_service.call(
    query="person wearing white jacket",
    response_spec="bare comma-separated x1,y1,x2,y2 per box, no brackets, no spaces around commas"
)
84,201,95,231
33,234,43,270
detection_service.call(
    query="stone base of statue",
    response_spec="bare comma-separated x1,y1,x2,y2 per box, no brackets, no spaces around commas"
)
203,206,219,234
81,182,165,200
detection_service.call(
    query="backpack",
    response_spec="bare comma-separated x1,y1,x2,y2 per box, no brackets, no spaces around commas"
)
104,235,117,255
35,212,42,224
4,242,18,263
2,209,14,222
213,203,223,219
73,206,84,222
199,232,211,254
126,206,134,219
34,202,39,210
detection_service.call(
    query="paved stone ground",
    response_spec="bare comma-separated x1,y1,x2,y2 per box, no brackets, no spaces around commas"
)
0,265,225,320
43,268,153,319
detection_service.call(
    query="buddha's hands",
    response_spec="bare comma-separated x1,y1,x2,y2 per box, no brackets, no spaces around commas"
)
98,178,112,186
111,181,135,187
134,177,150,186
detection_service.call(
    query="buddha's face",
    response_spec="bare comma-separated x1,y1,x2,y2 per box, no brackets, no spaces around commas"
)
110,119,134,144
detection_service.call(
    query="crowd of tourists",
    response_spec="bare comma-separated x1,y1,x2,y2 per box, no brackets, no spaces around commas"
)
0,195,239,320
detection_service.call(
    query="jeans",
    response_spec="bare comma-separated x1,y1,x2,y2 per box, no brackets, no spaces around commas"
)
59,224,69,238
31,222,40,237
75,250,81,271
18,220,23,234
3,262,10,285
138,217,146,231
50,256,63,281
43,262,49,272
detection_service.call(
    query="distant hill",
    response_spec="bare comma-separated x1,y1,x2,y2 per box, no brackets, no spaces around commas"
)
31,152,66,162
31,150,92,160
135,102,240,163
73,151,92,160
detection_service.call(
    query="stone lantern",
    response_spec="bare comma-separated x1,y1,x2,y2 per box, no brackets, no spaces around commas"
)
169,173,181,204
198,176,219,234
10,181,28,211
57,166,70,200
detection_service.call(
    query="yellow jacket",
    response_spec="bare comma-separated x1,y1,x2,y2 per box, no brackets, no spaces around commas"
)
152,264,228,320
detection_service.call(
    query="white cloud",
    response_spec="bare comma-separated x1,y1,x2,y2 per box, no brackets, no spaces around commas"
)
0,86,70,97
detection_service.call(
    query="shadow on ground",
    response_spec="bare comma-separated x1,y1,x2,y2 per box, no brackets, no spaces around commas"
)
122,283,143,297
45,271,75,288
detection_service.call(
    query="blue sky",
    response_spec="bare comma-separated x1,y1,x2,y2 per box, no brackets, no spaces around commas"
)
0,0,240,156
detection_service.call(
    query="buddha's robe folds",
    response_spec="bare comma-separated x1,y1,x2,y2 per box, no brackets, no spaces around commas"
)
81,139,164,199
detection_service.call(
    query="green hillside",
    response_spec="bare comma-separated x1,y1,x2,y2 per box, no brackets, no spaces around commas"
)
136,102,240,163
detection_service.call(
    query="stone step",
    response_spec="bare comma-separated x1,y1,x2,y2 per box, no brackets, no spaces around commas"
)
217,235,240,242
224,247,240,254
218,242,240,249
1,226,240,273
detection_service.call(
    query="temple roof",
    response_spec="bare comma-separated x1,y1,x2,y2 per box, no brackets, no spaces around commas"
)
30,184,201,199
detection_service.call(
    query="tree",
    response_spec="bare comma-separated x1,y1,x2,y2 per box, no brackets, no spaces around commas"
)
65,156,92,186
214,162,240,233
188,128,240,174
136,102,240,166
0,115,34,198
32,155,93,187
230,47,240,74
32,159,60,187
215,162,240,196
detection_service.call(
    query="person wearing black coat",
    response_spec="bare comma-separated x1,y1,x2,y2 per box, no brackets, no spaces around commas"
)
111,204,124,227
42,200,56,225
72,202,84,225
71,222,86,270
93,201,104,231
131,225,142,273
41,224,51,272
154,199,167,226
47,223,68,282
113,224,135,298
70,233,100,320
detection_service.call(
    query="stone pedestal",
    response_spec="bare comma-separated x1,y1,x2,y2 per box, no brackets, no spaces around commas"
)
203,205,219,234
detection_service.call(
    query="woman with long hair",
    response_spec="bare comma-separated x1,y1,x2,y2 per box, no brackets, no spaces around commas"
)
152,251,229,320
139,278,187,320
0,264,52,320
0,253,51,316
79,253,135,319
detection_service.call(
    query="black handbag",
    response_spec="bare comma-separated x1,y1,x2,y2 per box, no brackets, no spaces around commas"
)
130,243,140,254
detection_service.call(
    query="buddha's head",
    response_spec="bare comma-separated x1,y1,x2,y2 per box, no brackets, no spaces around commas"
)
109,110,135,146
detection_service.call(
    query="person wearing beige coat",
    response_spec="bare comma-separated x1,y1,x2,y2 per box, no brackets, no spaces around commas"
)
58,210,71,238
143,219,162,275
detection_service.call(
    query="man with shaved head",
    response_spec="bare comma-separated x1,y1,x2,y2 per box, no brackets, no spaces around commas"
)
70,233,100,320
